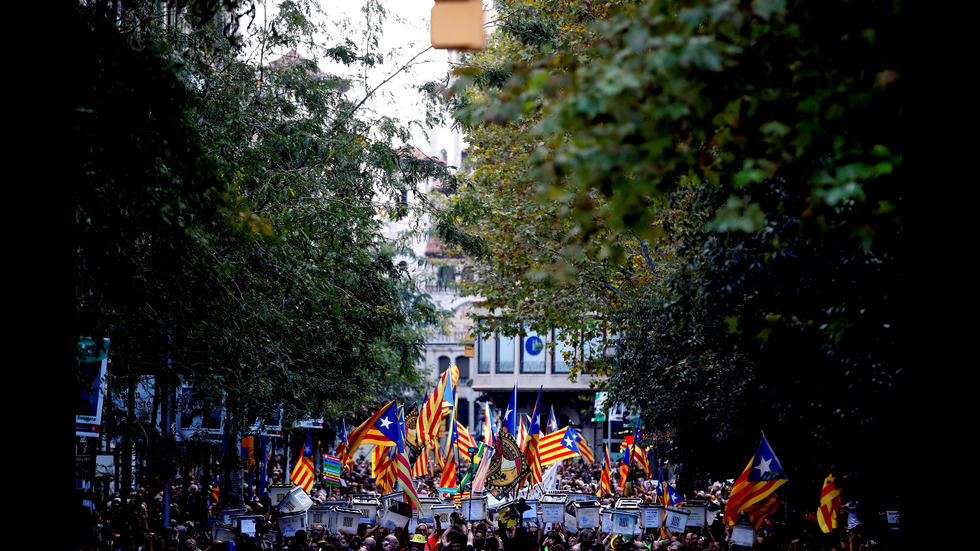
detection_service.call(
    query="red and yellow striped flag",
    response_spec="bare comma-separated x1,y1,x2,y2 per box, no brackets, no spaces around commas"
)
573,428,594,464
817,473,841,533
456,421,477,461
347,401,396,451
539,426,582,465
291,431,315,493
411,448,429,478
723,437,788,525
598,445,612,497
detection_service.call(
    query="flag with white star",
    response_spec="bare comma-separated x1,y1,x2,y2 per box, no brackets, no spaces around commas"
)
538,426,582,465
504,383,518,436
723,436,788,525
358,401,401,447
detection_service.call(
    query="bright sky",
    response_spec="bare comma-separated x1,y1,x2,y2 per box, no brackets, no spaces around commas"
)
259,0,452,146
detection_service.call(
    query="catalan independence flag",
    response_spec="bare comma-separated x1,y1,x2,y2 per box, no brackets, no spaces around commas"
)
456,421,477,461
523,386,543,485
598,444,612,497
572,428,594,464
723,436,788,525
539,426,581,465
483,403,497,446
335,419,352,470
347,400,396,451
291,430,315,493
394,403,423,510
357,401,401,448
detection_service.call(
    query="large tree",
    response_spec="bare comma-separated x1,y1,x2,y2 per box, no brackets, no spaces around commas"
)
74,0,450,489
437,0,901,512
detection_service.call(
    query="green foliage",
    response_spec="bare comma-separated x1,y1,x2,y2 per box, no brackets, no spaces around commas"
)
439,0,902,503
74,0,449,445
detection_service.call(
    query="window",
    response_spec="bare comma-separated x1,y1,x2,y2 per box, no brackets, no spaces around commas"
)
455,356,470,379
438,356,451,375
457,398,469,427
497,334,515,373
478,333,492,373
582,333,604,361
520,329,546,373
553,330,574,374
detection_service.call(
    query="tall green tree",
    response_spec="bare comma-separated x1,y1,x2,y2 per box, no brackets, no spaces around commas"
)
438,0,902,510
74,0,451,492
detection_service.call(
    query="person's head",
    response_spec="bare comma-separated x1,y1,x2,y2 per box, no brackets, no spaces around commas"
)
180,537,198,551
410,533,427,550
447,529,466,551
416,523,429,536
364,537,377,550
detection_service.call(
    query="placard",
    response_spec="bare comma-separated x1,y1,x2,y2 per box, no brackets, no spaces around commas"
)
680,501,707,528
639,505,662,529
886,509,900,530
522,499,539,522
236,515,263,536
211,524,235,543
662,507,690,534
335,508,362,535
461,495,488,521
278,486,314,514
611,510,638,535
541,501,564,523
269,484,293,506
220,508,246,525
381,498,413,529
352,496,381,524
280,512,308,537
307,505,336,529
731,523,755,547
577,505,600,529
432,505,455,526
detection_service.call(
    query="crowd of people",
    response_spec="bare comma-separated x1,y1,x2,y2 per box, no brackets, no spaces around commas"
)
75,454,892,551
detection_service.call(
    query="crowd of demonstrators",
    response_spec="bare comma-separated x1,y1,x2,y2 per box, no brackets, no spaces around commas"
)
77,455,892,551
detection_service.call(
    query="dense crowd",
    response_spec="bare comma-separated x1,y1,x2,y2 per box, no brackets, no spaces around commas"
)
75,455,892,551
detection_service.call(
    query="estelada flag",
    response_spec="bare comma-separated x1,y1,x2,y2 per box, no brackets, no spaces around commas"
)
347,401,396,451
572,428,595,464
539,426,582,465
598,445,612,497
291,430,315,493
746,492,783,530
817,472,841,533
723,436,788,525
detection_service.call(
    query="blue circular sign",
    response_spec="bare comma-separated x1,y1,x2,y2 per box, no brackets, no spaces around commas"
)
525,336,544,355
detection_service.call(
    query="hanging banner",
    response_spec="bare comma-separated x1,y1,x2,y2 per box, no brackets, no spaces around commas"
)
295,418,324,429
177,386,224,442
246,409,283,437
592,392,607,422
76,338,109,437
111,376,159,428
